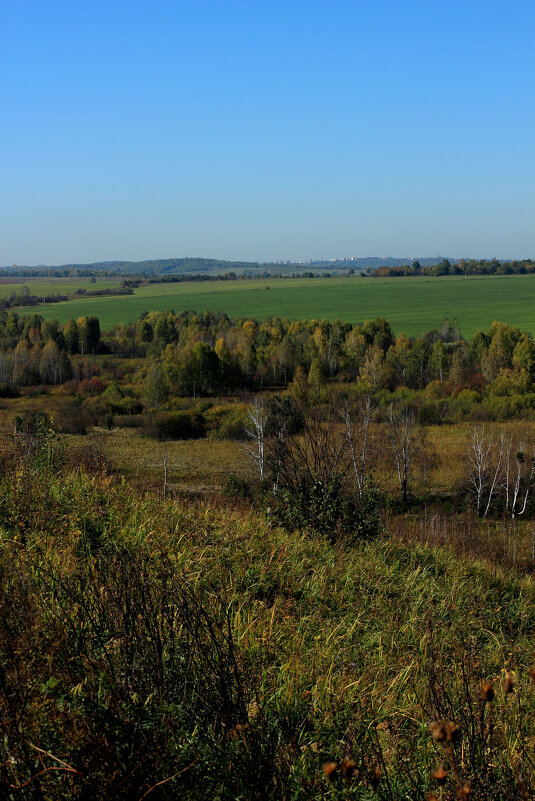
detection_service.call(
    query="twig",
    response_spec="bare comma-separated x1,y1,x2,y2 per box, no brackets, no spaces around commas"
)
138,758,199,800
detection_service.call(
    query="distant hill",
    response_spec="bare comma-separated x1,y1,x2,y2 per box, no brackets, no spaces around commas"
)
1,256,458,277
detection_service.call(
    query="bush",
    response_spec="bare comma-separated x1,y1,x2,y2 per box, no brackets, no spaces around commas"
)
53,401,96,434
418,400,448,425
149,410,206,440
101,381,142,414
0,382,18,398
482,393,535,420
267,477,382,544
206,406,249,440
113,413,144,429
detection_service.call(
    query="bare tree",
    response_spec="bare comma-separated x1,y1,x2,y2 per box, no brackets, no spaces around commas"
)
468,427,494,516
467,427,508,517
503,435,535,518
387,404,422,504
273,400,348,499
341,395,375,496
243,397,268,482
482,431,507,518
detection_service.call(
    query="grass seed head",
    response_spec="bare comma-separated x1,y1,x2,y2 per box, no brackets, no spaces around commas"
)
481,680,494,702
323,762,337,783
430,721,447,742
445,721,461,744
432,765,448,786
370,766,381,790
504,672,515,694
341,757,356,781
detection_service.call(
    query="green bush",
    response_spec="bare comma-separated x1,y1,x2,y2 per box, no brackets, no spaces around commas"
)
206,405,248,440
267,477,382,544
482,393,535,420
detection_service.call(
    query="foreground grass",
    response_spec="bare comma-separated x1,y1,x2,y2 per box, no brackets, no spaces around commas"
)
1,455,534,799
16,273,535,336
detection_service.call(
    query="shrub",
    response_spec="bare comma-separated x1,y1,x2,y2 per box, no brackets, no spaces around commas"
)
268,477,382,543
206,405,249,440
53,401,96,434
150,410,206,440
113,413,144,428
0,382,18,398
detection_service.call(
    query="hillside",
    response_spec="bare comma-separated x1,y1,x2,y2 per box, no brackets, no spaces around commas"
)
3,256,458,277
1,446,534,799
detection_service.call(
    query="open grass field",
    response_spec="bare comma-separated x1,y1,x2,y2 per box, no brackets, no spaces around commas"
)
0,276,121,299
16,273,535,336
1,386,534,500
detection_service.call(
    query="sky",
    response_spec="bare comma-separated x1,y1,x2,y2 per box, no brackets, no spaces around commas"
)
1,0,534,265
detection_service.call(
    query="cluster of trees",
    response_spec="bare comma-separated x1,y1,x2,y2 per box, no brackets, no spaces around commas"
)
0,286,68,311
0,339,72,388
105,311,535,410
2,256,286,277
5,304,535,425
0,312,101,388
370,258,535,278
72,286,134,297
467,427,535,518
0,311,100,354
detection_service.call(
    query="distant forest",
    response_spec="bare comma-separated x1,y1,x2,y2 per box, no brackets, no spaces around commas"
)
3,256,535,280
0,255,455,278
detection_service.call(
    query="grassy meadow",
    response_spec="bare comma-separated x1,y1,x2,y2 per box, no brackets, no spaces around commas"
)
0,276,121,298
14,272,535,336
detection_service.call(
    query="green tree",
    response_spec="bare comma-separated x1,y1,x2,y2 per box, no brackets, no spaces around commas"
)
513,333,535,381
63,319,79,354
144,361,169,409
307,356,325,394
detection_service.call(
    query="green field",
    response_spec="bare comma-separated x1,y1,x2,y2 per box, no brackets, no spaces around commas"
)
0,277,121,299
16,273,535,336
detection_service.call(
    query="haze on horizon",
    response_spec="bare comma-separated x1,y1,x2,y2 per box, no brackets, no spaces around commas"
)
1,0,534,266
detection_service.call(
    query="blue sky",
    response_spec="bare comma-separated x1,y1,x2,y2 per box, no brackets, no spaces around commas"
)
1,0,534,264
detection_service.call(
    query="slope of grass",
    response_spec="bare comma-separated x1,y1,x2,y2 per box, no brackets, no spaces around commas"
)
15,273,535,336
1,452,534,799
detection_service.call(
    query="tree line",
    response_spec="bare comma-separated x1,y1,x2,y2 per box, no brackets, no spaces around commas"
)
104,311,535,414
370,257,535,278
6,306,535,422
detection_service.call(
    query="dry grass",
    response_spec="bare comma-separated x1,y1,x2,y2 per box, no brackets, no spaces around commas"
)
69,428,255,495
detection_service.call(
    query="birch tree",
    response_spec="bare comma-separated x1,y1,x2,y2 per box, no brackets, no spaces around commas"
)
503,435,535,518
468,427,494,516
341,395,375,496
243,397,268,483
467,427,507,517
387,404,422,504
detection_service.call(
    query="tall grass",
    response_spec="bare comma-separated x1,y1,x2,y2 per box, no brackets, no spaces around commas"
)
0,436,534,798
